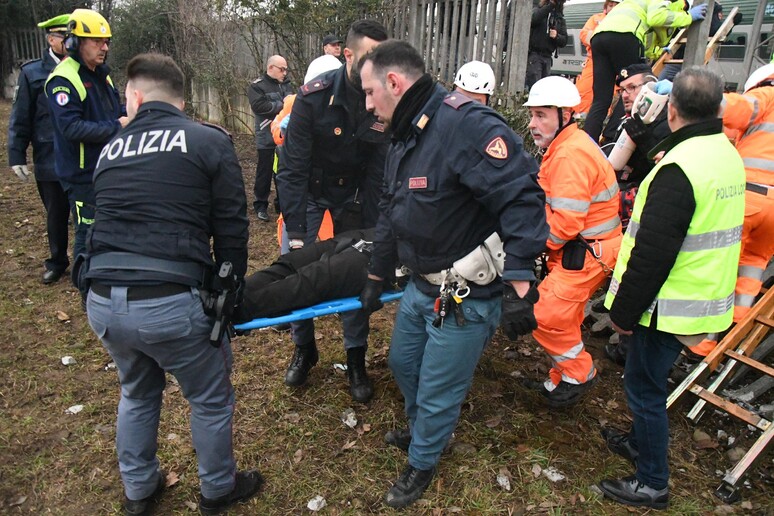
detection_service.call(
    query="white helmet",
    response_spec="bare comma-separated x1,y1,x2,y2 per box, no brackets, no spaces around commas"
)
523,76,581,108
304,55,342,84
454,61,496,95
743,63,774,93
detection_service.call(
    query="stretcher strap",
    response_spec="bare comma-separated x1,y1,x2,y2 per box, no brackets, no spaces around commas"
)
234,291,404,331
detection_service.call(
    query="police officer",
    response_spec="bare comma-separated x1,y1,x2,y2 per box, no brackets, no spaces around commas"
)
247,54,292,221
276,19,389,403
85,54,258,515
600,67,744,510
358,41,548,509
45,8,127,265
8,14,71,284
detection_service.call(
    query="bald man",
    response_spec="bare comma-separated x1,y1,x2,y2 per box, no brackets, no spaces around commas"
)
248,55,292,221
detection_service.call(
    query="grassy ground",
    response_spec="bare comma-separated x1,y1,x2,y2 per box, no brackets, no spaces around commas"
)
0,98,771,515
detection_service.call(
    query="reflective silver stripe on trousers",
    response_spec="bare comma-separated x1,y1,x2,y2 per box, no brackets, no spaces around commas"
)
738,265,765,281
743,157,774,172
734,293,757,308
547,196,590,213
580,216,620,238
658,293,734,318
626,221,742,251
549,342,584,363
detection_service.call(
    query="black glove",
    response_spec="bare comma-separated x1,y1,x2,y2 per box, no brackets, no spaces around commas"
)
622,114,649,146
500,284,539,340
359,277,384,315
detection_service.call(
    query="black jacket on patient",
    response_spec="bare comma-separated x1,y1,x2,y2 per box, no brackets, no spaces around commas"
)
236,229,375,322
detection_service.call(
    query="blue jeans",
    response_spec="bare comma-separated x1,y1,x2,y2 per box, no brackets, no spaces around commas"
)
288,200,368,349
389,279,501,470
624,325,683,490
87,287,237,500
60,180,95,261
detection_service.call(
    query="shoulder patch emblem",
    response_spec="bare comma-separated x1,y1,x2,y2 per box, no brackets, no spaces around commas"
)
370,121,385,132
334,127,342,135
485,137,508,160
55,92,70,106
300,79,329,96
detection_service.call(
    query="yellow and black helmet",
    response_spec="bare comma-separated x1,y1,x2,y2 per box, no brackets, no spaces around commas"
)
67,8,111,38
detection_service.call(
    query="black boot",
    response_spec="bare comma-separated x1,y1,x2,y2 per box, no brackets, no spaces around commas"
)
284,341,318,387
346,347,373,402
384,464,436,508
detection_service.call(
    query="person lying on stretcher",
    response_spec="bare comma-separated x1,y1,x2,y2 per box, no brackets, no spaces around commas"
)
234,229,391,322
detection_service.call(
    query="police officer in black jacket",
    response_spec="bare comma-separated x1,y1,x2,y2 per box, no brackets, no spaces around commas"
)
247,54,292,220
7,14,71,284
84,54,259,515
526,0,568,89
275,19,389,402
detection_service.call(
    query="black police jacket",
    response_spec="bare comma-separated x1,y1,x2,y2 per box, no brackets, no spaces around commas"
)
87,101,249,283
369,85,549,299
8,50,60,181
276,66,389,239
247,73,292,150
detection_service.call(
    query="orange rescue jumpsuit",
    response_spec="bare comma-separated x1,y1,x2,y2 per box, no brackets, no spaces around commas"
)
723,86,774,321
533,124,623,387
576,12,606,116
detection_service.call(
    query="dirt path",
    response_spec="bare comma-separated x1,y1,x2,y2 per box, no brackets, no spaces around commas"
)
0,98,770,514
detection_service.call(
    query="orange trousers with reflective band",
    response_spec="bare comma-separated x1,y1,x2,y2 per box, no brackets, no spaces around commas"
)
689,189,774,356
533,234,621,386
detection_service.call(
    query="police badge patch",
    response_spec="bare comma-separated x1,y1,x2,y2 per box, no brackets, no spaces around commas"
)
55,92,69,106
485,137,508,159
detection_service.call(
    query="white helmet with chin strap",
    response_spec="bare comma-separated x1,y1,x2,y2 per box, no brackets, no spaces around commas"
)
454,61,496,95
744,63,774,93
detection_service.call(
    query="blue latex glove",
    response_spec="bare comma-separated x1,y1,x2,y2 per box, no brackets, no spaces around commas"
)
280,115,290,131
689,3,707,21
654,79,673,95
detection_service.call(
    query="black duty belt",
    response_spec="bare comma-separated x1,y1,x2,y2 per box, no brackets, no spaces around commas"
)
746,182,772,197
91,282,189,301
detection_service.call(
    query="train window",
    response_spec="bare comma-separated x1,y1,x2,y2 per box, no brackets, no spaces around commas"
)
759,33,773,60
558,35,575,56
718,33,745,61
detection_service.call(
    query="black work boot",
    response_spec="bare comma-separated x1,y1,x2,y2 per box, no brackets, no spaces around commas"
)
346,347,373,402
384,428,411,452
199,470,263,515
124,473,164,515
599,475,669,510
384,464,436,509
600,427,639,465
524,374,599,408
284,341,318,387
605,334,631,366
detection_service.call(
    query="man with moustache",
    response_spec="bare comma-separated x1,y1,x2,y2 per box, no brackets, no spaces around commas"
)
523,76,622,408
275,19,389,402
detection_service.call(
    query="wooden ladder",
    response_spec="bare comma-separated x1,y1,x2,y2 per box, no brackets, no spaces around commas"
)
666,284,774,503
652,6,739,77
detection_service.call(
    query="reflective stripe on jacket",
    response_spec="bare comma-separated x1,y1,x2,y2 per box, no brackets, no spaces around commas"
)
722,87,774,187
606,131,745,334
539,124,621,250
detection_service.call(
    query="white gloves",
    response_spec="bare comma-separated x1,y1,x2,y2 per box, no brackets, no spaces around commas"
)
11,165,32,181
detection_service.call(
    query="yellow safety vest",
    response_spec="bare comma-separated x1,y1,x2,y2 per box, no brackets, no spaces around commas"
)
605,130,745,334
595,0,692,48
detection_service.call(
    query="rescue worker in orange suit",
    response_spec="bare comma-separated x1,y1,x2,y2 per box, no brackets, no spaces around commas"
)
575,0,621,117
721,63,774,322
524,76,623,408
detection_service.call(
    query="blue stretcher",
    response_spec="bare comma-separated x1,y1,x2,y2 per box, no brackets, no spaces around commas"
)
234,291,404,331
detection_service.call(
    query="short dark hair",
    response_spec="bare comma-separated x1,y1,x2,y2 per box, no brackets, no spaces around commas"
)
359,40,425,83
671,67,723,123
126,53,185,100
346,19,388,50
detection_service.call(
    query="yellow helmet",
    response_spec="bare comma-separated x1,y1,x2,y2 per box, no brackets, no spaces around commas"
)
67,8,111,38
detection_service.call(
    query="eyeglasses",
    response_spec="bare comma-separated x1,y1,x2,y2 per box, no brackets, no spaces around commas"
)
272,65,288,73
621,82,647,95
85,37,111,46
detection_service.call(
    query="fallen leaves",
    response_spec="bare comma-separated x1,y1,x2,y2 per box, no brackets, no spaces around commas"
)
56,310,70,322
